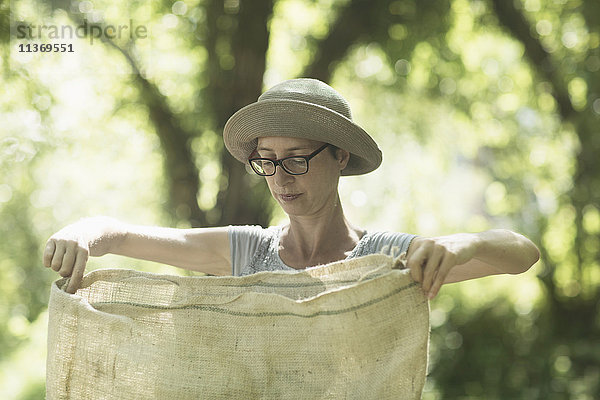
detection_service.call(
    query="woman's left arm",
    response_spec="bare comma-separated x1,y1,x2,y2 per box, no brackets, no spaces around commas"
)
406,229,540,299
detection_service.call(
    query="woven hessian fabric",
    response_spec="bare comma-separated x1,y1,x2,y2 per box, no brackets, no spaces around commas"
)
46,254,430,399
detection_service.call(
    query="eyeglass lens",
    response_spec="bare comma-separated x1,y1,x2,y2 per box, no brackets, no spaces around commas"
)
250,158,308,175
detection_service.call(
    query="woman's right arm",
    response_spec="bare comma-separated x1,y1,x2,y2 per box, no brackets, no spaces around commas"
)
43,216,231,294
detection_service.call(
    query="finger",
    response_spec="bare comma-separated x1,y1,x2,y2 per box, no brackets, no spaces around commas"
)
428,253,455,299
43,240,56,268
58,244,77,277
66,249,88,294
407,246,427,283
50,243,67,272
421,248,443,293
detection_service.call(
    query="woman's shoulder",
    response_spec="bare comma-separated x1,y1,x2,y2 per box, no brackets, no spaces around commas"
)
364,230,416,241
228,224,280,232
227,224,281,242
359,230,417,256
228,225,283,276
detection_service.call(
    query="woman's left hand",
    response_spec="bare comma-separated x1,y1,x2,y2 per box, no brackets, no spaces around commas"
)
406,234,479,300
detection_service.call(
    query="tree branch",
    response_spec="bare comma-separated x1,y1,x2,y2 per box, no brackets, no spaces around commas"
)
50,1,206,226
303,0,391,82
489,0,576,120
490,0,600,303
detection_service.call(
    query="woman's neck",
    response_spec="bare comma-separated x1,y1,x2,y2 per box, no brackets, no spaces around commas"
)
279,199,364,268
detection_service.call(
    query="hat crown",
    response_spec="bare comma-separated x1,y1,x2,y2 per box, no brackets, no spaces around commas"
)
258,78,353,120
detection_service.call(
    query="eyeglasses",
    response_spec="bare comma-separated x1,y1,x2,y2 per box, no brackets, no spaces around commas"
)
248,144,331,176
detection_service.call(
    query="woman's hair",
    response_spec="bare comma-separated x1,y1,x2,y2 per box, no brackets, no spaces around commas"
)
328,145,340,158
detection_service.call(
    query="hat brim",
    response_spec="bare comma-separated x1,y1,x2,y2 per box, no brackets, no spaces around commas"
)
223,99,382,176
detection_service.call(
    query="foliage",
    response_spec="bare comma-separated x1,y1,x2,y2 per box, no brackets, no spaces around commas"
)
0,0,599,398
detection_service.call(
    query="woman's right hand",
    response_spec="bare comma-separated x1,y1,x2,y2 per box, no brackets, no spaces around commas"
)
43,216,120,294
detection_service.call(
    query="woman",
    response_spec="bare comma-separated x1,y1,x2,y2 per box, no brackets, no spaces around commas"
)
43,78,540,297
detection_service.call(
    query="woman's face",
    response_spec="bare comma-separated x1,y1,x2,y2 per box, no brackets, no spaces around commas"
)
255,136,350,218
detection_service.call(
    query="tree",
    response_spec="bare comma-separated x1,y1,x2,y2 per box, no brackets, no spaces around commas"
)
2,0,599,397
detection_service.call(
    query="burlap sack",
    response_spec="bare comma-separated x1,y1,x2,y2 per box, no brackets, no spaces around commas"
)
46,254,429,399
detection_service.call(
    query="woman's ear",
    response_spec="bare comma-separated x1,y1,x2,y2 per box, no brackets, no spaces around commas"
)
337,148,351,170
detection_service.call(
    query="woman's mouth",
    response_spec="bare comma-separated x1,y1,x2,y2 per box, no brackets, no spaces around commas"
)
279,193,302,202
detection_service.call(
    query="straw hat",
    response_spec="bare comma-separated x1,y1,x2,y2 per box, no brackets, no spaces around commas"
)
223,78,382,176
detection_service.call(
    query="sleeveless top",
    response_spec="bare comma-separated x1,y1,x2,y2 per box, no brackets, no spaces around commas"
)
228,225,417,276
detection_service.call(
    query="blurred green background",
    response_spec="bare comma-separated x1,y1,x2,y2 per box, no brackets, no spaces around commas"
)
1,0,599,398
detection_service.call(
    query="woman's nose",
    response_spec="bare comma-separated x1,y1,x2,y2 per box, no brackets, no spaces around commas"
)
273,166,294,187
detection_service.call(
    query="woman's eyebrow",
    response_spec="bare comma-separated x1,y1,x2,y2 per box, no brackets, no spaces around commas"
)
256,146,311,152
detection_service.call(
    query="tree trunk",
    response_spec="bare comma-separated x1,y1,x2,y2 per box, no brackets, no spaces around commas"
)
206,0,275,227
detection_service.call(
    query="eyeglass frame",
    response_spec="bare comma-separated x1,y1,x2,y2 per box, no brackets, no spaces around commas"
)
248,143,331,176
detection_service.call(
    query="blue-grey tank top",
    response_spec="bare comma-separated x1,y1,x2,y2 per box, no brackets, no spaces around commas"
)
228,225,416,276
